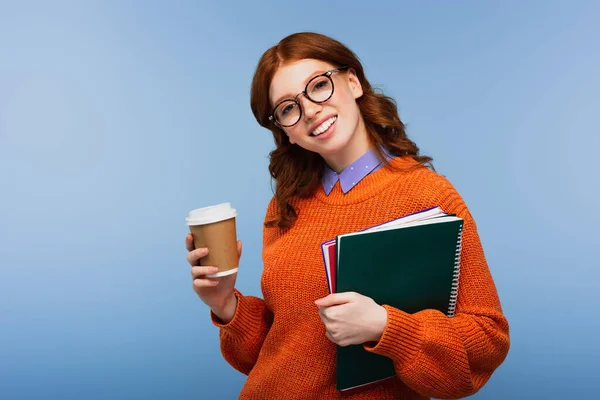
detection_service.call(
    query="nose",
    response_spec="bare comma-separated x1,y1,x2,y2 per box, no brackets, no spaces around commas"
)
299,95,321,121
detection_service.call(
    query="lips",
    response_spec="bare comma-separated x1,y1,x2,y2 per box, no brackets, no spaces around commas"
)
310,115,338,136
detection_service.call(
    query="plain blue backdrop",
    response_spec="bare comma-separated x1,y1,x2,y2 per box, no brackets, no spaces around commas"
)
1,1,598,399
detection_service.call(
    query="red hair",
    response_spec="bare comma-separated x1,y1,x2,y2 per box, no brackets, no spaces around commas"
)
250,32,433,229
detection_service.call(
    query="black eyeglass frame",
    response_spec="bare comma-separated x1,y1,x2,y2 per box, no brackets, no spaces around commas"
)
268,66,350,127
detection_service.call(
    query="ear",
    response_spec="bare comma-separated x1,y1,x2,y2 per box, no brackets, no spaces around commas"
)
347,68,363,99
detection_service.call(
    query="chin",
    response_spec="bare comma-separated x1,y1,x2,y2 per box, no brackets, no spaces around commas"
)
325,130,352,151
317,142,348,158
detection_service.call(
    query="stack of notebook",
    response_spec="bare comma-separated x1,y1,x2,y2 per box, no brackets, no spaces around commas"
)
320,207,464,393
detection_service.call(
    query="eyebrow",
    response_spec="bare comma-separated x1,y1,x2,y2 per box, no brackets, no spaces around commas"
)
272,69,328,106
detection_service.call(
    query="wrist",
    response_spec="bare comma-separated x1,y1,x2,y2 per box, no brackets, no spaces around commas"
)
370,305,388,343
211,292,238,324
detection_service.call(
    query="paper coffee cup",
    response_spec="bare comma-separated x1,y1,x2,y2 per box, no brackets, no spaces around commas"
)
186,203,238,278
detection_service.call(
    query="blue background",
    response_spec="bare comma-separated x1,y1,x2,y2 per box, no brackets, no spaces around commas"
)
1,1,598,398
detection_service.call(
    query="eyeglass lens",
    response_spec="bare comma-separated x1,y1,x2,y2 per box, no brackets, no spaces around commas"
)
274,75,334,126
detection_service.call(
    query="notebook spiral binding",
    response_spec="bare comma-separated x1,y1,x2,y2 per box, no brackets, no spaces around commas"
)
447,223,463,317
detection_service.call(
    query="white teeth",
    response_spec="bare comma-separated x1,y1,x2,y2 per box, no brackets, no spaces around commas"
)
311,116,337,136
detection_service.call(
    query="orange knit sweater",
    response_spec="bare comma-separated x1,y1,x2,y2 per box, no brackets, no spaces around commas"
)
211,156,510,399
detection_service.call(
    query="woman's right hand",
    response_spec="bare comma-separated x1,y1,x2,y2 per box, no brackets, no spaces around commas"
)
186,233,241,323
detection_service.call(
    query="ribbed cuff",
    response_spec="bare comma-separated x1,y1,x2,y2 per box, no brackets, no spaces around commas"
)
363,305,425,369
210,289,265,343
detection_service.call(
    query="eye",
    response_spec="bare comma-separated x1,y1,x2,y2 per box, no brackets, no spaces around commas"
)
309,77,332,95
314,80,328,90
281,103,296,116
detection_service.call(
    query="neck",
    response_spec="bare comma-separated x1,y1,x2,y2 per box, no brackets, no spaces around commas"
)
321,116,371,173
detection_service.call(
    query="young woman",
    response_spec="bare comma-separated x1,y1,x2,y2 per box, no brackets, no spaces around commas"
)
186,32,510,399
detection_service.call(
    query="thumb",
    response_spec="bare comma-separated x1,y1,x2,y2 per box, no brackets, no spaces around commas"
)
315,293,354,308
237,240,242,258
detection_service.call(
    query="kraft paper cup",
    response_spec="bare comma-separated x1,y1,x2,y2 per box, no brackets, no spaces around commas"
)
186,203,238,278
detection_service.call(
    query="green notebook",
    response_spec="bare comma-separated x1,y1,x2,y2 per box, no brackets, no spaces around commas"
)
335,216,464,393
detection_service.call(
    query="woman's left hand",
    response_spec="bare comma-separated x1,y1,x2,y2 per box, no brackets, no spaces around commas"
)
315,292,388,347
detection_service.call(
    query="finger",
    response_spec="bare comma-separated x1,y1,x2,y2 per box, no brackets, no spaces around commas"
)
191,266,219,279
193,278,219,288
317,305,335,319
320,305,342,322
237,240,242,258
186,247,208,266
317,308,327,322
186,234,195,252
325,331,336,343
314,292,356,308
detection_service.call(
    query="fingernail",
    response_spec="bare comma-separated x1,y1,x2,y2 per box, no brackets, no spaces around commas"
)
199,248,208,255
210,267,219,273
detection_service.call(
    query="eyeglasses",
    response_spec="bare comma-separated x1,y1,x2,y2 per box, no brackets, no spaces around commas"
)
269,66,349,127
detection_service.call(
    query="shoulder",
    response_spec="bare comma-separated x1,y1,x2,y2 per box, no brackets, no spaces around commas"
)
388,156,455,196
388,157,473,220
265,195,278,216
263,195,281,227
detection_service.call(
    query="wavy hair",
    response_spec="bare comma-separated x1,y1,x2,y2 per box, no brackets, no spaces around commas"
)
250,32,433,229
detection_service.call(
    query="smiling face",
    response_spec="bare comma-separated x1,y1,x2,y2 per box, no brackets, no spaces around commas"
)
269,59,370,172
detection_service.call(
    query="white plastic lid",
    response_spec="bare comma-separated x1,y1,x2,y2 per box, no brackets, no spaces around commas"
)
185,202,237,225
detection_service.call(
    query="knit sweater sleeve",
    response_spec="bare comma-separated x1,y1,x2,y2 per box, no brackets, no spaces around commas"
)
209,199,278,376
210,289,273,375
363,175,510,399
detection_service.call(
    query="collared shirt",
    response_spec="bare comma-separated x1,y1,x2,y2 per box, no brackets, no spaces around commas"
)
322,147,393,195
